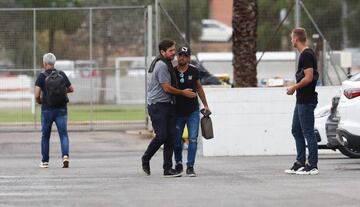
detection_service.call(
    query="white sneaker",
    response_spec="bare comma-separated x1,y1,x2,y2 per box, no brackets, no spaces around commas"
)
62,155,69,168
39,162,49,168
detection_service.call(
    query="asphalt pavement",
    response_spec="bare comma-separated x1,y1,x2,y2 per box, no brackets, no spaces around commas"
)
1,131,360,207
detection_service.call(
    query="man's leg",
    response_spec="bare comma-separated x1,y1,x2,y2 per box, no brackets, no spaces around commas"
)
41,110,54,163
163,105,176,171
298,104,318,167
291,104,306,165
186,111,200,168
174,116,186,166
142,104,168,164
54,109,69,158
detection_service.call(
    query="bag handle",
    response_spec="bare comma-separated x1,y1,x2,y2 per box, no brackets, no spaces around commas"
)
200,108,211,117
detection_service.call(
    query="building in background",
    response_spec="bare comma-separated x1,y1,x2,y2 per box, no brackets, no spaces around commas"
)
209,0,232,26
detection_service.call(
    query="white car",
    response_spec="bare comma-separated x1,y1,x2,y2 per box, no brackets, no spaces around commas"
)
199,19,232,42
314,105,331,148
336,73,360,157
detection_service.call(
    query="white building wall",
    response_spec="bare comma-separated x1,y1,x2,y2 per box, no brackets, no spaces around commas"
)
201,86,340,156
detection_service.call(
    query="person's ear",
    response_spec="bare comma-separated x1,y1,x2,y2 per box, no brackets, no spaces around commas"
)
160,50,166,56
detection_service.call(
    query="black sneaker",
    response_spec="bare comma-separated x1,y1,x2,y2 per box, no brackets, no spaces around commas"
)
186,167,196,177
175,163,183,173
296,164,319,175
141,157,150,176
163,169,182,178
284,161,305,174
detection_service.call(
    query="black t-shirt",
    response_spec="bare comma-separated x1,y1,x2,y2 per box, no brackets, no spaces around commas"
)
35,68,71,109
296,48,319,104
175,65,200,116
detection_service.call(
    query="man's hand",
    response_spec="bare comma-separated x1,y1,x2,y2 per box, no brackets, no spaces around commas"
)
286,85,296,95
203,106,210,112
182,88,196,98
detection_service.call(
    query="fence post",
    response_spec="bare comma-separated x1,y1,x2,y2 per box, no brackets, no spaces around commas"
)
33,9,37,130
322,39,327,85
146,5,153,130
89,8,94,130
155,0,160,49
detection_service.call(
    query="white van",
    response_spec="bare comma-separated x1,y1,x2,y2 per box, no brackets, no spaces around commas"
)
54,60,76,79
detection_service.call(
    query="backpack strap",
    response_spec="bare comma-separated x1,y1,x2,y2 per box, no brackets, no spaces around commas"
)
42,69,60,78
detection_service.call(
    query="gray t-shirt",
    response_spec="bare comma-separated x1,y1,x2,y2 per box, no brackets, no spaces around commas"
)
147,61,171,105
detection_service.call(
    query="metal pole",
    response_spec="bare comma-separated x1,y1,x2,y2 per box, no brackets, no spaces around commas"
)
89,8,94,130
155,0,160,49
322,39,327,85
295,0,300,28
33,9,37,130
146,5,153,130
147,5,153,63
294,0,301,71
185,0,190,45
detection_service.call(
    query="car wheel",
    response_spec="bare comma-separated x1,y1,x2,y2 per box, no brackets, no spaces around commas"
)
338,145,360,158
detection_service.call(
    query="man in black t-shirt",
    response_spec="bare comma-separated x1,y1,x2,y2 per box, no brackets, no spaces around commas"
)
173,46,210,177
285,28,319,175
35,53,74,169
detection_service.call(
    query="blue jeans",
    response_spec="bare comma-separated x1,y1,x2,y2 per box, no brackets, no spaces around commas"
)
41,108,69,162
291,104,318,167
174,110,200,167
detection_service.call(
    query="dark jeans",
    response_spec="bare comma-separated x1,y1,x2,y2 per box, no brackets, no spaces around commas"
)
143,103,176,170
174,110,200,167
41,108,69,162
291,103,318,167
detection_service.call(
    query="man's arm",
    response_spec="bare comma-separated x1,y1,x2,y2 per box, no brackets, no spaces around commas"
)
35,86,42,104
67,85,74,93
160,83,196,98
287,68,314,95
196,80,209,111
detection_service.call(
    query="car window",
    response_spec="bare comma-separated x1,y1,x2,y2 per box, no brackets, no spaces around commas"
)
203,23,219,29
349,73,360,81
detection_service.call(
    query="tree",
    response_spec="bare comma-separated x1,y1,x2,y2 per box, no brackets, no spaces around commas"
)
232,0,258,87
21,0,84,53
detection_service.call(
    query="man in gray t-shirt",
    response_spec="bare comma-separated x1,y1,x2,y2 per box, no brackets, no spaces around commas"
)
147,61,171,105
142,40,196,177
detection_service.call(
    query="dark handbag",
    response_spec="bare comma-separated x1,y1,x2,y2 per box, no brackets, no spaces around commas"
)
200,109,214,139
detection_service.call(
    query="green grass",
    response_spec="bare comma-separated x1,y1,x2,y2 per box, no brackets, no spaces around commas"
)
0,104,145,123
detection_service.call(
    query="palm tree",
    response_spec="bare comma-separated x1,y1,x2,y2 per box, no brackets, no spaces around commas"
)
232,0,258,87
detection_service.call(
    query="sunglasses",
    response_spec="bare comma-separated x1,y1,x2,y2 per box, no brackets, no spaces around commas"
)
179,72,185,83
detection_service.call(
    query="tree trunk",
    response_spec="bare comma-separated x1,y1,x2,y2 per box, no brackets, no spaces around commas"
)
99,40,108,104
232,0,258,87
48,27,55,53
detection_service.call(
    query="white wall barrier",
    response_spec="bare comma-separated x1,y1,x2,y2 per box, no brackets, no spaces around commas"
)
202,86,340,156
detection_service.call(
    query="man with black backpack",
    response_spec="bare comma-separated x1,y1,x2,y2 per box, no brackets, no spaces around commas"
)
35,53,74,168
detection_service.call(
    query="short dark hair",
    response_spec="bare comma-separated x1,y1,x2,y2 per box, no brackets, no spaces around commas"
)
291,28,307,43
158,39,175,53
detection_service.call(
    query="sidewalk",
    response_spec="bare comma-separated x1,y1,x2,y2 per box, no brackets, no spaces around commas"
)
1,131,360,207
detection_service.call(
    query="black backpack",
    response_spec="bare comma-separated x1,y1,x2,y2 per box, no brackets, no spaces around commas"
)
42,70,69,107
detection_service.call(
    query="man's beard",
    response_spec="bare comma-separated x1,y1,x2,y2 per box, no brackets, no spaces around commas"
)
178,61,187,66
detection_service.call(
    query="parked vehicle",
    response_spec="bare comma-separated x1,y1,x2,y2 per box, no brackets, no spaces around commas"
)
54,60,76,79
190,60,222,85
199,19,232,42
315,73,360,158
75,60,99,78
336,73,360,158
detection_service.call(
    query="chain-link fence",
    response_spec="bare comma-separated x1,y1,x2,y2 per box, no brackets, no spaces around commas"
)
157,0,360,86
0,6,149,131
